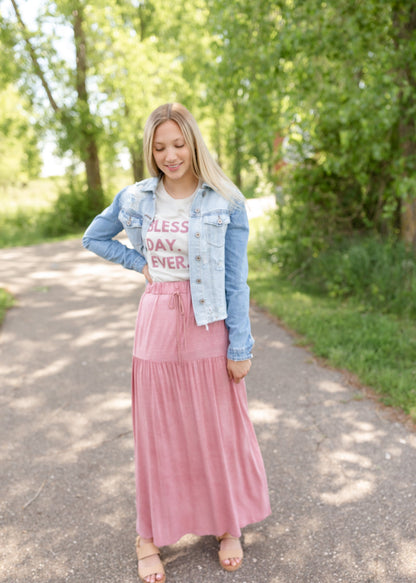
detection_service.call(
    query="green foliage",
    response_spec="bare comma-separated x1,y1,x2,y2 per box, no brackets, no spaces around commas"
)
256,212,416,319
205,0,282,186
41,175,98,237
2,0,416,243
248,215,416,419
278,0,416,246
0,85,41,185
297,236,416,318
0,176,90,247
0,288,14,326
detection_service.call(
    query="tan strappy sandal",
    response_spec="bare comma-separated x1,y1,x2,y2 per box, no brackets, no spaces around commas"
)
136,536,166,583
217,533,243,572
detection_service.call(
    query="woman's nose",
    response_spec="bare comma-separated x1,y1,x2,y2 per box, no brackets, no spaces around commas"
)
165,147,177,161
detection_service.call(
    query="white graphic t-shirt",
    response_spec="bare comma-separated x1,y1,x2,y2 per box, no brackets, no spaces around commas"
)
146,181,198,282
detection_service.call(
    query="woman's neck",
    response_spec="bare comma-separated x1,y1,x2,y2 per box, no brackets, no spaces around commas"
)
163,175,199,199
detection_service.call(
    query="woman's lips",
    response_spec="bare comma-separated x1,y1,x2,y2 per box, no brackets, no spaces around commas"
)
166,163,181,172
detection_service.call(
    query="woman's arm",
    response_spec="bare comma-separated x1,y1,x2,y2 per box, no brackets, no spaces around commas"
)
224,200,254,362
82,188,147,273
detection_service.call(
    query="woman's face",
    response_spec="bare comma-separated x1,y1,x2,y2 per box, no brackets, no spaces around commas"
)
152,120,194,183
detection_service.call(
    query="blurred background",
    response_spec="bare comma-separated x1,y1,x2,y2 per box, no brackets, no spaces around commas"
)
1,0,415,246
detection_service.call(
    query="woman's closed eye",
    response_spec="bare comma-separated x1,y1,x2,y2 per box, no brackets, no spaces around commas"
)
154,144,184,152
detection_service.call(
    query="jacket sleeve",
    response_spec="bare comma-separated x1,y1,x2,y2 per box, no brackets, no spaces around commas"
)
82,188,147,273
224,200,254,361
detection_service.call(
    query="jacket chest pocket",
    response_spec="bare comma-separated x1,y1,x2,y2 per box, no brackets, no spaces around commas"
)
203,214,230,247
118,209,143,249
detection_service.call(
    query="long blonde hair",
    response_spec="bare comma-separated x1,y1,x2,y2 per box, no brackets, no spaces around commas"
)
143,103,243,204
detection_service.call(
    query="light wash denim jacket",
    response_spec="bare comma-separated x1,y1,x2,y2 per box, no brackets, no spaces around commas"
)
82,177,254,360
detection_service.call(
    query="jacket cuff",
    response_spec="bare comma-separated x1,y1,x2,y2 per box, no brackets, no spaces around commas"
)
227,346,253,361
133,255,147,273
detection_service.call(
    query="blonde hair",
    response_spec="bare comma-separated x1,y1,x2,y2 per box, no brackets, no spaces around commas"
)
143,103,243,204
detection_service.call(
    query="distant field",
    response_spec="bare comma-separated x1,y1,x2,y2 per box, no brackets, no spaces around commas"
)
0,177,63,214
0,170,134,248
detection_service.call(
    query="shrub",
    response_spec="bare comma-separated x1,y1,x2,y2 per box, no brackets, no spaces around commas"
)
41,177,99,237
300,236,416,318
255,214,416,319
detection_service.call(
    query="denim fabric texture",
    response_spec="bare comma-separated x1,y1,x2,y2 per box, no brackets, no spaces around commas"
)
82,177,254,360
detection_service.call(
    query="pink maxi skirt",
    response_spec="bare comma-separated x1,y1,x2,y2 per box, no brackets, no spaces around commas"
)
132,280,271,547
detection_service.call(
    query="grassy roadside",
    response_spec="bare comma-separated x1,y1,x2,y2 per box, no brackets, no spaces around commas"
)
0,288,14,326
248,216,416,421
0,177,69,248
0,173,128,249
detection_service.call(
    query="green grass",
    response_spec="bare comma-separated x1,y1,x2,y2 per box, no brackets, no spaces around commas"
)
0,177,64,247
0,177,63,213
0,288,15,326
0,171,134,249
248,216,416,420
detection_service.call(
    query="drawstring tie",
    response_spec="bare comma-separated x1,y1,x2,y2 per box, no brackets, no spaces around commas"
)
169,290,186,362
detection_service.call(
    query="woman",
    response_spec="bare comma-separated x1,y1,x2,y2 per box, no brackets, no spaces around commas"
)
83,103,270,583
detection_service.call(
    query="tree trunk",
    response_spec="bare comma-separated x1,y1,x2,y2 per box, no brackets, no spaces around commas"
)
398,110,416,247
130,146,144,182
393,3,416,248
215,117,223,168
401,197,416,247
232,102,243,190
73,5,104,213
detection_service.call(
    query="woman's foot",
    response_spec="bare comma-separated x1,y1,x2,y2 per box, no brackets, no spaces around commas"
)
217,533,243,572
136,537,166,583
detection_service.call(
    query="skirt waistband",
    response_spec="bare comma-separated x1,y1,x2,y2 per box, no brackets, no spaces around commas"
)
145,280,191,295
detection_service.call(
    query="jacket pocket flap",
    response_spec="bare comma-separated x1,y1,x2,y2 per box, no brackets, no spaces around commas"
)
202,213,230,227
118,209,143,228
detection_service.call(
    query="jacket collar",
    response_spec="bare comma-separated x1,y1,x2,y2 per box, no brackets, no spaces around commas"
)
138,176,213,196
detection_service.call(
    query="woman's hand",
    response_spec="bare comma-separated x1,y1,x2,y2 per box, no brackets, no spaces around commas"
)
227,359,252,384
142,264,153,284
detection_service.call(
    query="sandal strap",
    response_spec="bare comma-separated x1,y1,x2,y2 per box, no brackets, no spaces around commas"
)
136,538,165,581
136,541,161,561
138,557,165,580
217,533,237,542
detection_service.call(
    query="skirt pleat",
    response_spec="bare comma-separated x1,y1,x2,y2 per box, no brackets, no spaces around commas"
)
132,281,270,547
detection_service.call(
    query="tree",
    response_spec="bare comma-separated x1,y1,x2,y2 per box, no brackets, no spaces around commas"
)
8,0,104,213
92,0,211,183
205,0,283,189
392,1,416,247
274,0,416,250
0,85,41,186
72,2,103,211
0,11,41,184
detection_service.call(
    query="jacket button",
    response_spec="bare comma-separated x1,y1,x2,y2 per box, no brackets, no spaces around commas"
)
218,218,222,224
127,218,132,226
199,299,205,304
195,232,201,238
195,255,201,261
196,278,202,284
195,208,200,214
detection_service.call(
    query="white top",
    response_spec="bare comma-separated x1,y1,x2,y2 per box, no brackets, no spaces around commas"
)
146,180,198,282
